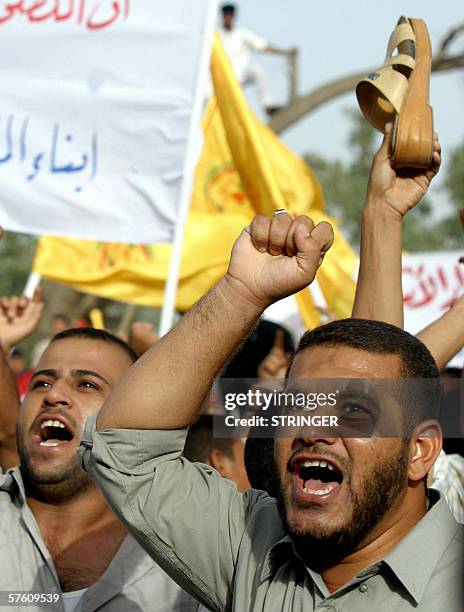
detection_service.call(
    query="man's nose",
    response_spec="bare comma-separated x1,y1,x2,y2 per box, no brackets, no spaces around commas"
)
296,432,338,448
42,381,72,408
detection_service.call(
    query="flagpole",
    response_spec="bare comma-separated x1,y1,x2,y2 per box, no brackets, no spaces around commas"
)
159,1,217,336
309,279,327,309
23,271,42,299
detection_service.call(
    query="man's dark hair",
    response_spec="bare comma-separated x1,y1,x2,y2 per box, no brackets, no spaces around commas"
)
184,414,235,463
244,435,277,496
293,318,441,432
441,366,462,379
221,3,236,15
296,318,439,378
50,327,137,364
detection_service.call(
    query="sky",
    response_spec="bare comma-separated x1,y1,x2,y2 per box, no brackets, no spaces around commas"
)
222,1,464,211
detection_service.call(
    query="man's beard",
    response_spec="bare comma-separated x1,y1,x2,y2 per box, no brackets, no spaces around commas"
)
275,441,410,572
17,425,93,504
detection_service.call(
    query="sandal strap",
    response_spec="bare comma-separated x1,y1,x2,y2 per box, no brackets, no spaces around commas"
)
366,68,410,113
386,22,416,57
356,16,425,134
383,53,416,70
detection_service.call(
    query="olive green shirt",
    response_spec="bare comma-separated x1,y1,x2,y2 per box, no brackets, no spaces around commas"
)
0,467,200,611
79,415,463,612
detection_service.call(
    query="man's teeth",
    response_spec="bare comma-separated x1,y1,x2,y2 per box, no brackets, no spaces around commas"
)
303,485,335,496
40,419,65,430
302,459,334,471
39,441,60,447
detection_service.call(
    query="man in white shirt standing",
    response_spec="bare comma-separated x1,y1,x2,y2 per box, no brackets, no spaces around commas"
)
219,3,296,115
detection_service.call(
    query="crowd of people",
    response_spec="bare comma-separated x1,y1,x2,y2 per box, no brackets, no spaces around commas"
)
0,106,462,611
0,4,463,611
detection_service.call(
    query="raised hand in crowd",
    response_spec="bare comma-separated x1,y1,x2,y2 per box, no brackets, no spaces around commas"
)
352,126,441,326
226,214,333,307
366,123,441,219
257,328,291,379
0,232,44,469
417,294,464,371
0,342,20,469
95,212,333,431
0,287,44,353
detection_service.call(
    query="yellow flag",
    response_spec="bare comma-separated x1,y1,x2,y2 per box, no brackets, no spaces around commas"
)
34,212,249,312
209,35,356,326
34,35,357,325
210,34,324,217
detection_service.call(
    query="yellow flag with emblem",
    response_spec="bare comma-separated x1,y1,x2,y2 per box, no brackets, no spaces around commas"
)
210,34,356,327
34,36,357,326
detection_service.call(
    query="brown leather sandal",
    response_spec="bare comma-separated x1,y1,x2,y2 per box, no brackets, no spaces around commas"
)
356,16,434,169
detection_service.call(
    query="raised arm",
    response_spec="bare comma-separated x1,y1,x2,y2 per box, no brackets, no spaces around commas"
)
352,124,441,327
265,45,297,56
417,295,464,371
96,214,333,431
82,215,332,610
0,287,43,469
0,345,20,469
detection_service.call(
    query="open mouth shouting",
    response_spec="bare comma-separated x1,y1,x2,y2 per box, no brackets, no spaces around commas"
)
291,455,344,505
32,414,75,450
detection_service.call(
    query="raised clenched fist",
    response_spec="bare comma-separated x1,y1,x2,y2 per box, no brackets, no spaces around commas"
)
225,213,334,309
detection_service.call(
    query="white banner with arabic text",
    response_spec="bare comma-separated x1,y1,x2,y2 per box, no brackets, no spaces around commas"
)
265,252,464,368
0,0,216,243
403,251,464,366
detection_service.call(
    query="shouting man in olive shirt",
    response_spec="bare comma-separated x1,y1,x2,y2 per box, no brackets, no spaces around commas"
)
79,131,463,611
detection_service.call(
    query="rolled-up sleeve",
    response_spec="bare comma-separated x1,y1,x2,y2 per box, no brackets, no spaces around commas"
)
78,414,267,612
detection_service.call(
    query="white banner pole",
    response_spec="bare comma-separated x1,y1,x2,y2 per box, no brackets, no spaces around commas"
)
159,1,217,336
309,279,328,309
23,271,42,299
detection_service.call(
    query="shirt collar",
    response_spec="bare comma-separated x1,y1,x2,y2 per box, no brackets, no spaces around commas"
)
382,489,459,604
260,534,332,598
0,467,27,505
0,467,156,602
260,534,296,582
260,489,459,605
0,467,61,587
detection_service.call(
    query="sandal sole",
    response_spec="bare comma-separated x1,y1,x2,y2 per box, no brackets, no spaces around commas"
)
391,18,433,169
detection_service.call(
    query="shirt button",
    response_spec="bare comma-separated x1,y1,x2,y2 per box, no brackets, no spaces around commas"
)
359,583,368,593
320,606,336,612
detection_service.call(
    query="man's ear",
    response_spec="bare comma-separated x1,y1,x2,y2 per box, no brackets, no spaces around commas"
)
209,448,230,478
408,420,442,483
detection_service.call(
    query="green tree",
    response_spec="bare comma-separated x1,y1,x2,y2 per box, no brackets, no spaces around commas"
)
445,140,464,207
0,231,37,295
